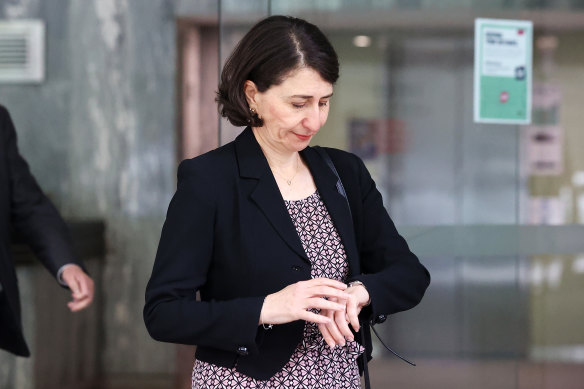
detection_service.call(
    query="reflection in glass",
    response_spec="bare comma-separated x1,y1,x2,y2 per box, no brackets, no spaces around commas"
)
216,1,584,387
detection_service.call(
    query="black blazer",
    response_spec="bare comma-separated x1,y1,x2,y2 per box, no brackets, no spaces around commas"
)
0,105,78,356
144,127,430,380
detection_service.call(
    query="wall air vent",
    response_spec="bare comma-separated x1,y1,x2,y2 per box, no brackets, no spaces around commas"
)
0,20,45,83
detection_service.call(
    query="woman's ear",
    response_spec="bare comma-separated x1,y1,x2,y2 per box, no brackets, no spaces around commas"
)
243,80,259,108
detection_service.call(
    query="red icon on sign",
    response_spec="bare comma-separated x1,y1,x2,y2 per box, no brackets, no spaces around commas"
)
500,91,509,103
518,29,524,35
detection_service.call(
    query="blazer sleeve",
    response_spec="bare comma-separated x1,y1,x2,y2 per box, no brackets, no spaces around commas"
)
345,153,430,322
1,105,78,278
143,160,265,355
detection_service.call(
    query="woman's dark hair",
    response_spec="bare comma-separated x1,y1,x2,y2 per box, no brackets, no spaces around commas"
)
217,15,339,127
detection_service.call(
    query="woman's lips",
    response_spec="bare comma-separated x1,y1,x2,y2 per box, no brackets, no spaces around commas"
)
294,133,312,141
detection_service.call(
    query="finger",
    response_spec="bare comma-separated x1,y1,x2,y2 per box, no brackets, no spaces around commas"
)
318,322,336,349
77,275,90,297
325,317,346,346
68,297,86,310
68,295,91,312
322,305,345,346
306,278,347,290
86,278,95,301
86,282,94,303
299,310,332,325
70,285,84,302
72,278,85,299
346,297,361,332
306,298,345,312
334,310,354,341
307,286,351,301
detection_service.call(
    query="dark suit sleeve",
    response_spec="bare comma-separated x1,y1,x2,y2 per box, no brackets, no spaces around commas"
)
1,105,77,278
346,154,430,322
143,160,264,355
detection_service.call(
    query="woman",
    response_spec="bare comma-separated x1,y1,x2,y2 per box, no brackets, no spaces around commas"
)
144,15,430,388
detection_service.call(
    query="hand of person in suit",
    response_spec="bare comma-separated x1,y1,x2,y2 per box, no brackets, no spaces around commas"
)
259,278,350,326
318,284,370,348
61,265,95,312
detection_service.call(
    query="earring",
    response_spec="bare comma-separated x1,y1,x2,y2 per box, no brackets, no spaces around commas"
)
250,107,257,115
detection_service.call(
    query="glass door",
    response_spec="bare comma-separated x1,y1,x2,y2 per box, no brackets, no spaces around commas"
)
219,2,584,387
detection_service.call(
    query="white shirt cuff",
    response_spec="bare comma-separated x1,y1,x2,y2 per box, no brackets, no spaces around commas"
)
57,264,76,286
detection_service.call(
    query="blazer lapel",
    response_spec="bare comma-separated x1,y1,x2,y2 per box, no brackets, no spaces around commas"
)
301,147,361,277
235,128,309,263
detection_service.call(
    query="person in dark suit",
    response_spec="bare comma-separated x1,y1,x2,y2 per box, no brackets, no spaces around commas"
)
144,16,430,388
0,105,94,357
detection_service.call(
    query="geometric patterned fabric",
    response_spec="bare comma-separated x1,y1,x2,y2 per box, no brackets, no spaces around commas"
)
192,191,363,388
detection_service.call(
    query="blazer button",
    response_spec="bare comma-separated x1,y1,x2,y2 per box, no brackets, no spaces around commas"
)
291,265,302,271
376,314,387,324
237,346,249,356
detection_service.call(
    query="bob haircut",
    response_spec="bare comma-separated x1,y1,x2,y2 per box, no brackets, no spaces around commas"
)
217,15,339,127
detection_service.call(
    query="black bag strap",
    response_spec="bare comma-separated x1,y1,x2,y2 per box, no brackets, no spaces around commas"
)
314,146,351,218
313,146,416,388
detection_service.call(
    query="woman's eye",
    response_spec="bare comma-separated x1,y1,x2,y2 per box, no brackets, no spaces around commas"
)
292,101,329,109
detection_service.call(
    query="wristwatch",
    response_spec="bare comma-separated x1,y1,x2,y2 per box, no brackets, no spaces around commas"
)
347,280,371,306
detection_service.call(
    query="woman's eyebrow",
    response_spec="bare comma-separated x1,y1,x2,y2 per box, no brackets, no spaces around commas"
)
289,92,334,99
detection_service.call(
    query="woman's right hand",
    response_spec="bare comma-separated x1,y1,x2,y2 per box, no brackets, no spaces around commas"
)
259,278,350,325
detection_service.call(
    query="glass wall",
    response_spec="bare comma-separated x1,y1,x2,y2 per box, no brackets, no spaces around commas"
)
219,1,584,387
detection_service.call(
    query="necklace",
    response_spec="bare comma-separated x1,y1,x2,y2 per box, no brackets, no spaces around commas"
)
269,153,300,186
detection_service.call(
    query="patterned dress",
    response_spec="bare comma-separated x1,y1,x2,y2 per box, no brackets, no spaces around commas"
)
192,191,364,388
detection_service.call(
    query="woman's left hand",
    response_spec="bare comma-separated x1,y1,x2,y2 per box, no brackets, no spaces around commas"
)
318,284,370,348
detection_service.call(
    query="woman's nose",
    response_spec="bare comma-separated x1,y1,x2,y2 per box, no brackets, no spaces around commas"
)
302,105,322,132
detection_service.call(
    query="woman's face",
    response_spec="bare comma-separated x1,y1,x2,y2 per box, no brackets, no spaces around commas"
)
245,67,334,154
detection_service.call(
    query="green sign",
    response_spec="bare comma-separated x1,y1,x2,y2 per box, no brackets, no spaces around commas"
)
474,18,533,124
